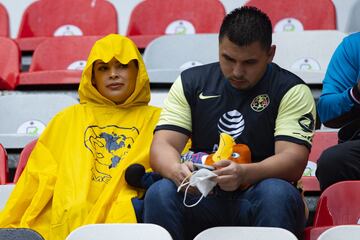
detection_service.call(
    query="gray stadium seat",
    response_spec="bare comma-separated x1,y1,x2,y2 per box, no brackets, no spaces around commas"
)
318,225,360,240
66,223,173,240
272,30,347,85
0,227,44,240
194,226,298,240
143,34,218,84
0,184,15,210
0,94,78,149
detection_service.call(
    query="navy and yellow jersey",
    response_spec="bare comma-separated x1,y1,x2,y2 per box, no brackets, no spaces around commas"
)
156,62,316,162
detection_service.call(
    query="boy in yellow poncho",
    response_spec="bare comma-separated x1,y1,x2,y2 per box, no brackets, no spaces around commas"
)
0,34,161,240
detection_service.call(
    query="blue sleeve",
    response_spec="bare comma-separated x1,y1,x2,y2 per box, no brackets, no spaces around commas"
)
317,32,360,123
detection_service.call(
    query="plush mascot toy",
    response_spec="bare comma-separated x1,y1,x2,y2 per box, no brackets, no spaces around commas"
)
125,133,252,218
190,132,251,166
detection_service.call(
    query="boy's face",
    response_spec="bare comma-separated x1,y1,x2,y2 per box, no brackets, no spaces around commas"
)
92,58,138,104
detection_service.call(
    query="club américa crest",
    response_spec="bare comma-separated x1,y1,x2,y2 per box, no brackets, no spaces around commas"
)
250,94,270,112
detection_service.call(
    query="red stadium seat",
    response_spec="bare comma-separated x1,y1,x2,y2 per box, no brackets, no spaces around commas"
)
305,181,360,240
301,131,338,192
0,37,20,90
0,3,9,37
19,36,100,86
126,0,225,49
0,144,9,184
16,0,117,51
245,0,336,32
13,139,37,183
308,131,338,162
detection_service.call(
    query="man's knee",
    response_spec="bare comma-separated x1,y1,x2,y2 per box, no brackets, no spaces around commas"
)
251,178,301,206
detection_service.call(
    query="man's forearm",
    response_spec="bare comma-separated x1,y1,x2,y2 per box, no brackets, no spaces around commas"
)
150,143,181,179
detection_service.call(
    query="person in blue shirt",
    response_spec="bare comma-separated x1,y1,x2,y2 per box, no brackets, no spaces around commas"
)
316,32,360,191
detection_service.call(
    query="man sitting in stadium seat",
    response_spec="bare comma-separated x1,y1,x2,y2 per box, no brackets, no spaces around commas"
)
0,34,161,240
316,32,360,191
144,6,316,240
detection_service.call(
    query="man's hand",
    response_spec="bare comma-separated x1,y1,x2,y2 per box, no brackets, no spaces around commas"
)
213,160,246,191
169,162,193,187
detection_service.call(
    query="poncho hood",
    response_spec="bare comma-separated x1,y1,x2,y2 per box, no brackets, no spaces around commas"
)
79,34,151,108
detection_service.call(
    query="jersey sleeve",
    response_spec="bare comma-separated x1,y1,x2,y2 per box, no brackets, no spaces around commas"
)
155,76,192,136
275,84,316,148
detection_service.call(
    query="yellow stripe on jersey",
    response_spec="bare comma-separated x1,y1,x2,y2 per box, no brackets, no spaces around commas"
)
158,76,192,132
275,84,316,145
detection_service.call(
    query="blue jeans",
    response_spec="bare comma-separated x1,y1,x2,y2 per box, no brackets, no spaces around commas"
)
144,178,305,240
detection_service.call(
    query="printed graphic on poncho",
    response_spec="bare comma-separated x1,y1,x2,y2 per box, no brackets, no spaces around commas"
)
84,125,139,183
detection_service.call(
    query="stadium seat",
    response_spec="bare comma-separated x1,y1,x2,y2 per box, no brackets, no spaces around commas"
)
305,181,360,240
314,181,360,226
16,0,117,51
272,30,347,85
0,37,20,90
143,34,218,83
245,0,336,32
334,0,360,33
13,139,37,183
19,36,100,86
317,225,360,240
0,94,78,149
220,0,248,13
0,3,9,37
0,184,15,210
150,89,168,108
0,228,44,240
193,226,297,240
66,223,173,240
301,131,338,192
0,144,9,184
126,0,225,49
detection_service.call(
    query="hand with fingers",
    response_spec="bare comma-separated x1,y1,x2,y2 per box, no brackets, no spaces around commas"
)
213,160,249,191
169,161,194,187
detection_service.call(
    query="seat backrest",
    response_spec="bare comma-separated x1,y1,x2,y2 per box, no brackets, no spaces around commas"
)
127,0,225,36
144,34,218,69
317,225,360,240
66,223,173,240
0,3,9,37
313,181,360,227
0,37,20,90
309,131,338,162
272,30,347,84
13,139,37,183
302,130,338,177
0,228,44,240
193,226,297,240
245,0,336,31
17,0,117,38
0,144,8,184
0,94,78,148
143,34,218,83
29,36,100,72
338,0,360,33
0,184,15,210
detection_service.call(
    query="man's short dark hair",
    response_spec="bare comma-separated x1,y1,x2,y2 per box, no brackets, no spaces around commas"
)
219,6,272,50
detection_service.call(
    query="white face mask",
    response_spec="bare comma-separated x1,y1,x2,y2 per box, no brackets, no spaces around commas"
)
177,168,218,207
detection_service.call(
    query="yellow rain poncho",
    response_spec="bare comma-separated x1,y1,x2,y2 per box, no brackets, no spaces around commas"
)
0,34,161,240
